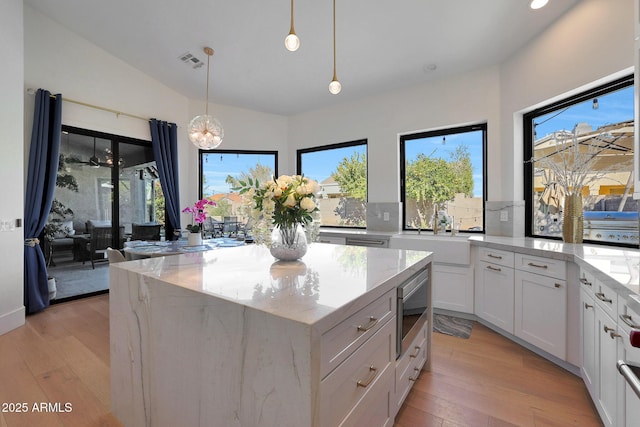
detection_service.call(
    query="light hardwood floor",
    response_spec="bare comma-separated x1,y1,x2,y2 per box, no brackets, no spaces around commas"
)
0,294,601,427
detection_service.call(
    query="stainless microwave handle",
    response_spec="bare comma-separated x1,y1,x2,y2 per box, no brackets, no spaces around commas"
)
398,269,429,300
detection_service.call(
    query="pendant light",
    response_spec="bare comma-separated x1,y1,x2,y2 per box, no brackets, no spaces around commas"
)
328,0,341,94
188,47,224,149
284,0,300,51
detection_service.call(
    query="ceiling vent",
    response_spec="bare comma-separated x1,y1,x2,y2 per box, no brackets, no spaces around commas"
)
178,52,205,69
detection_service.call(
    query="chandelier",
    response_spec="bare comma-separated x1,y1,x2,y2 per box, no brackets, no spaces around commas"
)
188,47,224,149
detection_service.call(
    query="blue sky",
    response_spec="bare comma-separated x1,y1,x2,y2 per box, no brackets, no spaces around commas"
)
202,152,276,196
299,145,367,184
533,85,633,140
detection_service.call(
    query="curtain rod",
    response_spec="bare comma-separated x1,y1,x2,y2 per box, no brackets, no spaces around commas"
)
26,88,151,122
58,95,151,122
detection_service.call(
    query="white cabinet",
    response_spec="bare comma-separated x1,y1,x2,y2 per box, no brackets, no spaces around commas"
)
595,304,620,427
433,263,474,313
513,254,567,360
618,299,640,427
579,268,640,427
475,259,515,333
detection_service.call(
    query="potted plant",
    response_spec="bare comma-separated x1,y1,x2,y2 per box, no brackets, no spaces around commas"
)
182,199,216,246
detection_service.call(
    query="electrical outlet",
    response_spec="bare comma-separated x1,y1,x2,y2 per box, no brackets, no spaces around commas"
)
500,210,508,222
383,212,390,221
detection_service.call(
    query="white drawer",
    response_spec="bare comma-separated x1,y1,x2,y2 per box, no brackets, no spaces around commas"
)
593,278,618,319
514,253,566,280
618,298,640,333
320,318,395,427
394,322,428,414
477,247,514,268
321,289,395,378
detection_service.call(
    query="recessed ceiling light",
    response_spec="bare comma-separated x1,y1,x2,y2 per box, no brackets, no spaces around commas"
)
530,0,549,10
423,63,437,73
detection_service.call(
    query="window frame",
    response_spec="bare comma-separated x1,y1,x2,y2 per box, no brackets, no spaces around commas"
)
400,123,487,233
198,149,279,199
523,74,634,247
296,139,368,229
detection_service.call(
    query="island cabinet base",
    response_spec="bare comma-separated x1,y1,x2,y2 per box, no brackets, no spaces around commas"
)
110,265,419,427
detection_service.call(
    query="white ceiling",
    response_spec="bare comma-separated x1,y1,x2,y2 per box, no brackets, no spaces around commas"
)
25,0,580,116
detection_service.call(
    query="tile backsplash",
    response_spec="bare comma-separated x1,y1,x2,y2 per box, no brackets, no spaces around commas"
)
485,200,525,237
366,202,402,232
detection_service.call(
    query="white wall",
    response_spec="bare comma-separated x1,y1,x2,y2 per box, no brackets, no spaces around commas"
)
500,0,634,201
0,0,26,334
289,66,501,202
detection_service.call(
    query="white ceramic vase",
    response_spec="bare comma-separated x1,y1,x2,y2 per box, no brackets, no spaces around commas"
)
188,232,203,246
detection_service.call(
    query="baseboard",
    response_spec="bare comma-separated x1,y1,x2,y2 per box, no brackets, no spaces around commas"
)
0,305,25,336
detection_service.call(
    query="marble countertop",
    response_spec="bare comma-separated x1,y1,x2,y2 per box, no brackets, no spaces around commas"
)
319,228,640,310
113,243,432,331
469,235,640,311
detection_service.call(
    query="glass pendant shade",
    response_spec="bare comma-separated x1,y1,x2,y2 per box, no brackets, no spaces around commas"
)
329,79,342,95
285,32,300,51
188,47,223,149
188,114,223,149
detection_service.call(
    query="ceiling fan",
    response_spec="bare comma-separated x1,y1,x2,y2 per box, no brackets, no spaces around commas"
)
65,137,119,168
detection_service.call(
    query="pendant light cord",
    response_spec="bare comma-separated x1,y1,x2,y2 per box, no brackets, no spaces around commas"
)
205,50,211,117
332,0,337,80
290,0,295,31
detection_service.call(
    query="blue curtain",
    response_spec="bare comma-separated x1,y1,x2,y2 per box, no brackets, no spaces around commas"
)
150,119,181,239
24,89,62,314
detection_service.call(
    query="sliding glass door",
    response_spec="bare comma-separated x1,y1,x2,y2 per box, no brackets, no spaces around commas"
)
46,126,164,301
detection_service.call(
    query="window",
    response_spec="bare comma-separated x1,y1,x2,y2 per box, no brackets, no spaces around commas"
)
297,140,367,228
199,150,278,220
524,75,635,246
400,124,486,232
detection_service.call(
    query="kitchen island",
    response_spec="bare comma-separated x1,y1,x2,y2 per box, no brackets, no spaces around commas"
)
109,242,432,427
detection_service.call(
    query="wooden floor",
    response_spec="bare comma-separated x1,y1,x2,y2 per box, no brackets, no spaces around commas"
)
0,294,601,427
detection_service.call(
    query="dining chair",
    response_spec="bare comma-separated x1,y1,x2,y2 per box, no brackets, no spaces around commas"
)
223,216,238,237
106,247,126,263
85,226,113,269
132,223,161,241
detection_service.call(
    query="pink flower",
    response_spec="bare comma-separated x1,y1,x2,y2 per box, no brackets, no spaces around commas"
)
182,199,216,231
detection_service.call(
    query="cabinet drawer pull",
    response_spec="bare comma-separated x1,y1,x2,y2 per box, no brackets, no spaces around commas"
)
610,332,622,339
595,293,612,304
554,283,562,289
527,262,548,269
579,277,592,287
604,325,615,333
409,345,421,359
487,253,503,259
408,367,421,382
487,265,502,272
356,316,379,332
620,314,640,329
584,303,593,310
356,365,378,388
